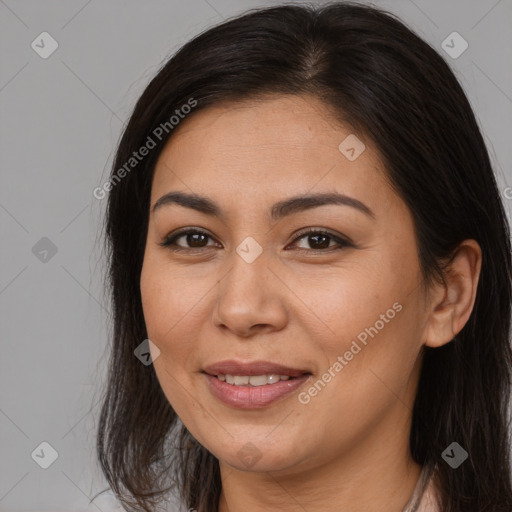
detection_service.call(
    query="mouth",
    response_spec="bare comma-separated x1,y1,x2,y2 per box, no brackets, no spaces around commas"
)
202,360,312,408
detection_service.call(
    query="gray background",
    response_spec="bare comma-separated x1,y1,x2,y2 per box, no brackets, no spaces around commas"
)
1,0,511,511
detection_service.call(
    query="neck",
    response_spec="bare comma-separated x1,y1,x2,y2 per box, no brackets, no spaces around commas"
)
217,410,421,512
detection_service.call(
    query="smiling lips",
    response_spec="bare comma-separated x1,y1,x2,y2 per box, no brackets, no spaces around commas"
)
202,360,312,408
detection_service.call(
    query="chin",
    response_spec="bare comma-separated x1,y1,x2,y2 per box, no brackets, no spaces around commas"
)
210,434,306,473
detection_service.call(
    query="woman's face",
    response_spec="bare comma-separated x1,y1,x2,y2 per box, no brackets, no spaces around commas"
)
140,94,429,474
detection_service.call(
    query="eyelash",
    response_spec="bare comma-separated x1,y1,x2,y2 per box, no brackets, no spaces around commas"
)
158,227,352,254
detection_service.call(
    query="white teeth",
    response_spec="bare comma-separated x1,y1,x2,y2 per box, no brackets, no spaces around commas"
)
218,374,293,386
249,375,267,386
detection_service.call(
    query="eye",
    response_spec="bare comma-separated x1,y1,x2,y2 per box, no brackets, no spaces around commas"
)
158,228,219,252
287,228,352,253
158,227,353,253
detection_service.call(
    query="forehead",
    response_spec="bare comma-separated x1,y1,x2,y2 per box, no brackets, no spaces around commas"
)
150,95,392,212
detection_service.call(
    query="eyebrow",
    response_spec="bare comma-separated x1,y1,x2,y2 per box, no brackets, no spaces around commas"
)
152,190,375,221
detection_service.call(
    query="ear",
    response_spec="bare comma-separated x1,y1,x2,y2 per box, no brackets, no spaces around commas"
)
423,239,482,348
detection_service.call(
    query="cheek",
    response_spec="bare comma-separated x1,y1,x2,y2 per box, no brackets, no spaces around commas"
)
323,298,422,416
305,264,422,401
140,261,204,422
298,305,422,448
140,262,168,341
140,258,187,356
141,251,190,333
296,263,400,354
140,255,214,381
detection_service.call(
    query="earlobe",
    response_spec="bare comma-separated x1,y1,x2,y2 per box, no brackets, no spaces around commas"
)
423,239,482,349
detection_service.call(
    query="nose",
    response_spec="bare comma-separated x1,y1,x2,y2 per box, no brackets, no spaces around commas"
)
212,245,288,338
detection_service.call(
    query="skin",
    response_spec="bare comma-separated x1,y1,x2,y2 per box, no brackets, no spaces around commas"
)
139,94,482,512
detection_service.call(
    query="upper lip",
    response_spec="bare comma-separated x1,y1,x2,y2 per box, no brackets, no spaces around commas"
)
203,360,311,377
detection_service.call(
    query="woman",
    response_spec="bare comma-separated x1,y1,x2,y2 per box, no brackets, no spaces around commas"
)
94,2,512,511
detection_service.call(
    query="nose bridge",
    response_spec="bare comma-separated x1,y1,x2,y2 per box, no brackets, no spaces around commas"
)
222,235,271,299
213,235,287,334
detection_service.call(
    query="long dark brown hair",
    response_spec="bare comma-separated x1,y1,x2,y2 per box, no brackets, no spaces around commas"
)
93,2,512,511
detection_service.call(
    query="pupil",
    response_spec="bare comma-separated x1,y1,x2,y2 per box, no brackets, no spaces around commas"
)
189,233,206,247
310,234,329,249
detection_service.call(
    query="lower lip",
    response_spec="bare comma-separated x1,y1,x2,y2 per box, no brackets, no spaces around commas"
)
204,373,311,409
